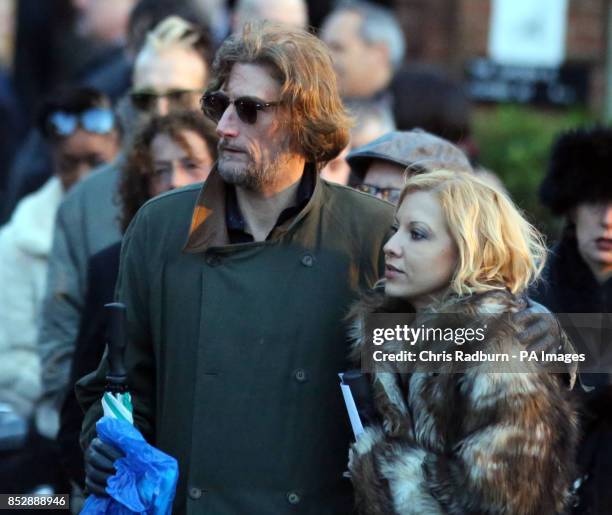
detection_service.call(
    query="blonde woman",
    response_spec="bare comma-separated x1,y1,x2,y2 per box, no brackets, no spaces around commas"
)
348,170,578,514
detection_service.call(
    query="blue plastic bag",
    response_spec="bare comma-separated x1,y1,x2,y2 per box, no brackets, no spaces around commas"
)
81,417,179,515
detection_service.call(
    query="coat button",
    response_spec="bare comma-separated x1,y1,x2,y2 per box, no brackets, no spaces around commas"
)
189,487,203,499
294,368,308,383
286,491,301,505
206,254,221,266
301,253,314,267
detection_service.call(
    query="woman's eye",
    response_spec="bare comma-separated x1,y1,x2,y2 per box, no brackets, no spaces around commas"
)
182,159,202,172
390,223,399,233
411,230,426,241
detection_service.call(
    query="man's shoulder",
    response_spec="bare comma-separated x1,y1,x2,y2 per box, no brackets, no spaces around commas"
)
129,183,203,238
138,182,202,217
320,180,395,220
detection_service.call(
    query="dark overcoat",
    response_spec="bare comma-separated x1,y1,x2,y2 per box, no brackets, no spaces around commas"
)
76,168,394,514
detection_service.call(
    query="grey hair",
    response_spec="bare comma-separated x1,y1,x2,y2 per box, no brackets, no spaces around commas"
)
337,1,405,69
234,0,308,27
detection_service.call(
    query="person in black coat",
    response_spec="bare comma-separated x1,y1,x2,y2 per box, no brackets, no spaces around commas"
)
57,110,218,490
533,126,612,514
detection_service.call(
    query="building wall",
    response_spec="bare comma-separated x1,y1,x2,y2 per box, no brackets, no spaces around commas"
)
394,0,610,110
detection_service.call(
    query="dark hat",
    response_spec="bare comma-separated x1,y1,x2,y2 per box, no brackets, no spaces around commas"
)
346,129,472,181
540,126,612,216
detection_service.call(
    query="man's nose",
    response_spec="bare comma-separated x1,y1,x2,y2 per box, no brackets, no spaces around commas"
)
156,97,170,116
216,104,239,139
170,166,191,189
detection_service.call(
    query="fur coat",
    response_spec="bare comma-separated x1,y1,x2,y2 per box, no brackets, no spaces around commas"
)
347,289,579,515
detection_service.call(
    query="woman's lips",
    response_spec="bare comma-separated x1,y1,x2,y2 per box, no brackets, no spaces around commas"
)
384,264,404,279
596,238,612,251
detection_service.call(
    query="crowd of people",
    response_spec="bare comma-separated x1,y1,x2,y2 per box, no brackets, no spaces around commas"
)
0,1,611,514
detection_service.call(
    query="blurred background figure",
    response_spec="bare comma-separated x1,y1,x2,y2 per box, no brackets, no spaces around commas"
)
3,0,134,219
347,129,472,204
321,97,396,185
57,110,217,506
1,0,210,224
190,0,231,46
536,127,612,307
12,0,77,123
320,1,404,101
533,126,612,515
390,64,477,163
0,87,120,496
346,97,396,150
37,15,212,449
232,0,309,32
71,0,137,100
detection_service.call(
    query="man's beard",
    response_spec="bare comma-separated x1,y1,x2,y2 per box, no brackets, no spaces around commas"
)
217,145,291,192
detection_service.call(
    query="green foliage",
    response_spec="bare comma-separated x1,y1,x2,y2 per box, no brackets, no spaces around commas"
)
473,105,594,242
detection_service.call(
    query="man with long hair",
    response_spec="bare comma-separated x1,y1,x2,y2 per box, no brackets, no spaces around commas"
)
78,22,394,513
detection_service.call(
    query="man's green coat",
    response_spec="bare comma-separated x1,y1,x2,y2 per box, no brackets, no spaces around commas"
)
77,169,394,514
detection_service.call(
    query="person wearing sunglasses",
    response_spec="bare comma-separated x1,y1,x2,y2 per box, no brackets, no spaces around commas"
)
41,101,120,192
127,16,210,118
0,87,120,494
77,21,394,514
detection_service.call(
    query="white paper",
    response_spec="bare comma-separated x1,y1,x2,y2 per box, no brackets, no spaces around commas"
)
488,0,568,67
338,373,364,438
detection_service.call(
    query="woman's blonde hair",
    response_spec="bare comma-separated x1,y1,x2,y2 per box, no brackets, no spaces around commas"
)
399,170,547,296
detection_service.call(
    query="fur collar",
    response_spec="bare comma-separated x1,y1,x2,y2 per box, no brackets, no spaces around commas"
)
347,287,526,363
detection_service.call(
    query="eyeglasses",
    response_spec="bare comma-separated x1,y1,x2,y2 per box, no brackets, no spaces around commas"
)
201,91,280,125
47,108,115,137
129,89,202,112
356,184,402,204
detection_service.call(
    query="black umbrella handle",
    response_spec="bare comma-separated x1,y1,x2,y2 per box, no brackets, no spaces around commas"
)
105,302,129,393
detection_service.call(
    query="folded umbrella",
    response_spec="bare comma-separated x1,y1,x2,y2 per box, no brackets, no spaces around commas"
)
81,303,178,515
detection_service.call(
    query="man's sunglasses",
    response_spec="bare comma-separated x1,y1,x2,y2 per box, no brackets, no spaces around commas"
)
46,108,115,137
201,91,280,125
356,184,402,204
129,89,202,112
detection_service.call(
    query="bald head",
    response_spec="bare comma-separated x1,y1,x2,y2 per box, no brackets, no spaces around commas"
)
233,0,308,32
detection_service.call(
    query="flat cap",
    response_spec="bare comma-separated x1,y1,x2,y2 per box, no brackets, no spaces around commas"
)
347,129,472,180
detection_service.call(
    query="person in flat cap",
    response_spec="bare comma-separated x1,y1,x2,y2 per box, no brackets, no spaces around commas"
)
347,129,473,204
534,125,612,515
